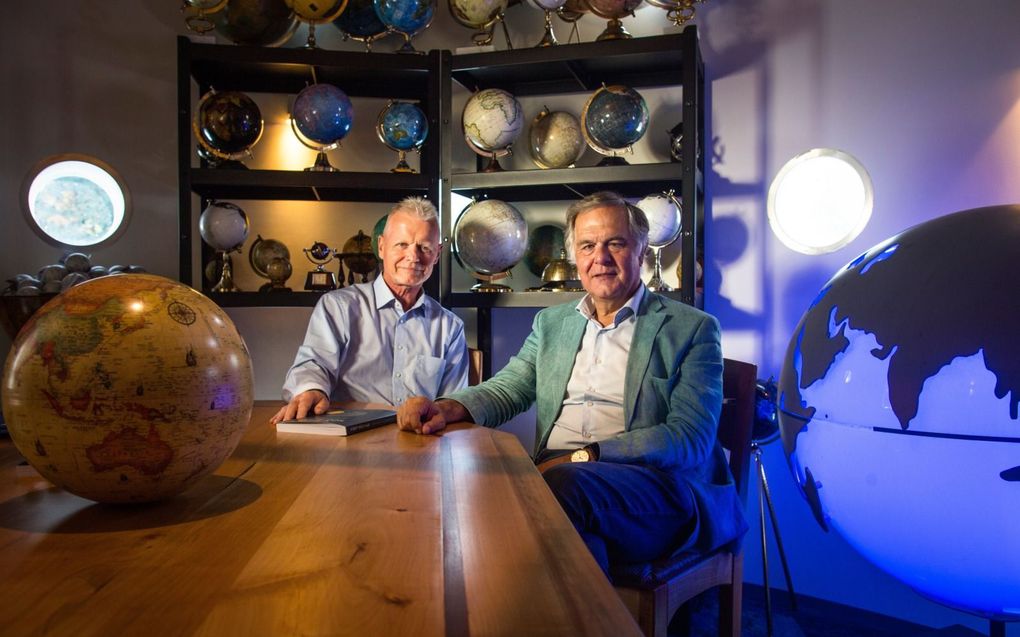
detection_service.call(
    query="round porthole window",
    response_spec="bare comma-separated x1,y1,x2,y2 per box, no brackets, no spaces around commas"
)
20,154,131,248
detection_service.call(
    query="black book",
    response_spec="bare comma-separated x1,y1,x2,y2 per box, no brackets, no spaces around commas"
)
275,409,396,436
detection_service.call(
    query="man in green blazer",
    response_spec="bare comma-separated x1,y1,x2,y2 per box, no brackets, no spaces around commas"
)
397,191,746,575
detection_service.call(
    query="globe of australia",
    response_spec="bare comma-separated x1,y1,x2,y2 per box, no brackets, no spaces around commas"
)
2,274,255,504
778,204,1020,621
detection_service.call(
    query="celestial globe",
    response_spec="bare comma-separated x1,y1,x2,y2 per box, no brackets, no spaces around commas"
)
529,108,585,169
373,0,436,53
778,204,1020,622
192,90,264,166
333,0,390,49
453,199,528,291
462,88,524,172
1,274,254,503
291,83,354,171
199,201,250,253
376,101,429,173
581,84,649,165
524,224,565,277
211,0,298,46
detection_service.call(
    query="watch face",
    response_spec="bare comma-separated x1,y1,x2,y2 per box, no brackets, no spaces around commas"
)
571,449,589,462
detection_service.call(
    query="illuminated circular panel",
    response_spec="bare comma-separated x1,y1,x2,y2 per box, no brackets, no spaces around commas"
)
20,154,130,248
767,148,873,254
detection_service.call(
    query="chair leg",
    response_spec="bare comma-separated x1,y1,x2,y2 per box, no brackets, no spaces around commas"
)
719,555,744,637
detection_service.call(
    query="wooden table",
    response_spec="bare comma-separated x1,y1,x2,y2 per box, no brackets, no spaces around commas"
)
0,403,641,636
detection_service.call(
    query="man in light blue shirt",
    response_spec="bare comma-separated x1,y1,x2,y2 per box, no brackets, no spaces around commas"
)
271,197,468,425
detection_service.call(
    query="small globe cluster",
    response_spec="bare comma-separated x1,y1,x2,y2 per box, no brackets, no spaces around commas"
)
3,253,146,297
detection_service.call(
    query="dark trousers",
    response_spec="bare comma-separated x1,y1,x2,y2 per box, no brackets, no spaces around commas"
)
542,461,697,579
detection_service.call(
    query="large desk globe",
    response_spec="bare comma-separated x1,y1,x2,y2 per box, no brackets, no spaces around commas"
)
1,274,255,504
453,199,528,279
778,205,1020,621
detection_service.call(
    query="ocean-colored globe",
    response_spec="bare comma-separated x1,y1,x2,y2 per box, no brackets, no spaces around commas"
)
334,0,388,39
193,90,264,160
462,88,524,154
377,101,429,151
212,0,298,46
449,0,507,29
581,84,649,153
292,84,354,148
1,274,255,503
636,192,681,247
524,224,565,277
778,204,1020,621
200,201,250,252
529,109,585,169
373,0,435,35
454,199,528,276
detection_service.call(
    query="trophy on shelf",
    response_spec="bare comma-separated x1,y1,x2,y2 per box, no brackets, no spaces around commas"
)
303,241,339,291
636,190,682,292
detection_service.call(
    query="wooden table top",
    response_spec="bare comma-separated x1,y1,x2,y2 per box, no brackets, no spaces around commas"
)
0,403,641,637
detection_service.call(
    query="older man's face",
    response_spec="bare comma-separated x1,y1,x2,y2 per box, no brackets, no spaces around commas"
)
378,211,441,292
572,205,644,311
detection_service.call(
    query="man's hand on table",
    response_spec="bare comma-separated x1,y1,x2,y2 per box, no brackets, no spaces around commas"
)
269,390,330,426
397,397,469,435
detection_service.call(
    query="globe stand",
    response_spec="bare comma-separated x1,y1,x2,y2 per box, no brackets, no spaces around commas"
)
534,10,558,47
391,150,416,173
595,17,632,40
483,154,506,172
306,150,339,172
211,252,240,293
646,247,672,292
469,270,513,293
303,21,321,49
595,155,629,166
395,32,426,55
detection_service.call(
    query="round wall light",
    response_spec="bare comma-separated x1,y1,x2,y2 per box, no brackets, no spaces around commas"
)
20,154,131,248
767,148,873,254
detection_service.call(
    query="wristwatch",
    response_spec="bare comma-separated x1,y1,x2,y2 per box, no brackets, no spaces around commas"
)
570,443,599,463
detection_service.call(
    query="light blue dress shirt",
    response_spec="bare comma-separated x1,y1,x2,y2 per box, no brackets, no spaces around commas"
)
282,276,468,406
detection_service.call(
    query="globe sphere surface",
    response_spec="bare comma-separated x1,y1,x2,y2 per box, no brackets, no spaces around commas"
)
454,199,528,276
462,88,524,153
636,193,681,247
377,101,428,151
333,0,388,38
212,0,298,46
193,90,264,159
449,0,507,29
529,110,585,169
199,201,250,252
583,0,641,19
524,224,565,277
778,205,1020,621
528,0,567,11
2,274,255,503
292,84,354,147
373,0,435,34
581,84,649,153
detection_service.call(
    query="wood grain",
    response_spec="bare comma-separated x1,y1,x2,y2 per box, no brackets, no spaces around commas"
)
0,402,640,636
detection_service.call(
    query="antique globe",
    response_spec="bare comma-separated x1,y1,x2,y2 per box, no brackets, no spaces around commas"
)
582,0,642,40
523,223,565,277
192,89,264,168
636,191,682,291
248,234,291,291
581,84,649,165
212,0,298,46
287,0,349,47
333,0,391,50
371,213,389,258
462,88,524,172
376,100,429,173
291,83,354,172
373,0,436,53
1,274,254,504
200,201,250,292
529,108,585,169
453,199,528,292
778,205,1020,622
448,0,508,46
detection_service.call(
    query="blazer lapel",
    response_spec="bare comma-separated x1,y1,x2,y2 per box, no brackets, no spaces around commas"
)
624,292,666,428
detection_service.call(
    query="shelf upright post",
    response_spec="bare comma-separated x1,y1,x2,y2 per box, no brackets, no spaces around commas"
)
177,36,194,288
679,25,703,308
437,48,454,305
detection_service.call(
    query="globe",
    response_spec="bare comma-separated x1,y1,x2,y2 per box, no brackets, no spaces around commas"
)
1,274,254,503
526,0,565,46
637,192,682,248
192,90,264,164
462,88,524,171
529,108,585,169
449,0,508,43
287,0,348,47
523,224,565,277
453,199,528,291
376,100,428,172
777,204,1020,622
199,201,250,252
292,83,354,148
371,213,388,258
248,234,291,280
333,0,390,49
212,0,298,46
373,0,436,53
581,84,649,163
583,0,642,40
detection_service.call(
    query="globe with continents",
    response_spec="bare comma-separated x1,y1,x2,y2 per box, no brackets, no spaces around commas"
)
524,224,565,277
454,199,528,280
292,83,354,148
462,88,524,155
1,274,255,504
529,109,585,169
637,192,682,248
581,84,649,154
199,201,250,252
778,204,1020,621
373,0,435,37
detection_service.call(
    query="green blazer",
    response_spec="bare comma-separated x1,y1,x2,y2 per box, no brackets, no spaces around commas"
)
449,291,746,555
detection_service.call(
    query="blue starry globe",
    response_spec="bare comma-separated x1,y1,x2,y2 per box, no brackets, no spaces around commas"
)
581,84,649,158
333,0,389,43
373,0,435,52
377,101,428,151
292,84,354,148
778,204,1020,622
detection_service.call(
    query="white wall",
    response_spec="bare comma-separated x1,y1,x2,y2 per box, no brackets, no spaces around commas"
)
2,1,1019,633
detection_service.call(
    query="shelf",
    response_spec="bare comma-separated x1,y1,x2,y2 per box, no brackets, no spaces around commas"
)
450,162,689,201
207,291,326,308
451,33,690,95
190,168,432,202
445,289,689,309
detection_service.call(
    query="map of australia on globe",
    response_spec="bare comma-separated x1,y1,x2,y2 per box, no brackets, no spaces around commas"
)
2,274,254,503
777,205,1020,620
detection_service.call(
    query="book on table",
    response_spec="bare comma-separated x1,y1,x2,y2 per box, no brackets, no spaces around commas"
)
275,409,397,436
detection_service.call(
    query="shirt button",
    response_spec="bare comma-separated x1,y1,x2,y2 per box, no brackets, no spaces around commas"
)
396,373,402,378
586,401,593,407
583,431,592,439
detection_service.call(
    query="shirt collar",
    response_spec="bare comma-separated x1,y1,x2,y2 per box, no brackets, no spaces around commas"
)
577,283,645,327
373,275,427,315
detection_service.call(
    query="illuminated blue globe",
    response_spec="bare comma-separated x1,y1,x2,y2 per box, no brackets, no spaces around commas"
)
778,204,1020,621
377,101,428,151
373,0,435,35
292,84,354,148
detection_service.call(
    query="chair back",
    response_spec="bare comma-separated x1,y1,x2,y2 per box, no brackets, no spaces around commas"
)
719,358,757,506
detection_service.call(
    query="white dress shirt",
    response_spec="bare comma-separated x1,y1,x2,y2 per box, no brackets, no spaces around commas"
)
282,276,468,406
545,285,645,450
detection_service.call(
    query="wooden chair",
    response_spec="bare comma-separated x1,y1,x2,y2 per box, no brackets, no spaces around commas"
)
613,358,758,637
468,347,484,386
